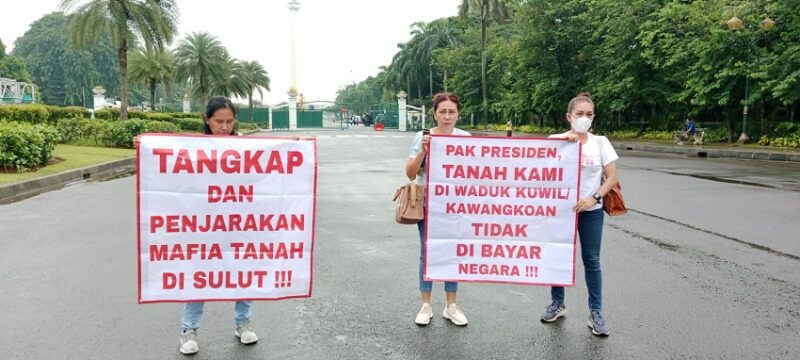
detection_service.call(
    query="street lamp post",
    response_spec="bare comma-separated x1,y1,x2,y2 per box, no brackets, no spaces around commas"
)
727,15,775,143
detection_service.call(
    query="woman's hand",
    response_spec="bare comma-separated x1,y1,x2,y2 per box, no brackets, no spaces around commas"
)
564,133,579,142
421,134,431,153
573,196,598,212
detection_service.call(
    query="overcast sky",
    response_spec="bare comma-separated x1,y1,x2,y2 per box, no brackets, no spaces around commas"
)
1,0,462,104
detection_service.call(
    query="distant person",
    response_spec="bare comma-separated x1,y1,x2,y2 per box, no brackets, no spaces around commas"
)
179,97,257,355
407,92,471,327
675,117,696,145
506,120,513,137
542,92,618,337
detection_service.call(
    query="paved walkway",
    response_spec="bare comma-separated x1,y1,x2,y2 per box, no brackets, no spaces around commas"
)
1,130,797,204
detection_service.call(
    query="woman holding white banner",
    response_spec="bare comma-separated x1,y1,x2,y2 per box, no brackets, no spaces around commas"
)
178,97,258,355
540,92,618,337
407,92,471,326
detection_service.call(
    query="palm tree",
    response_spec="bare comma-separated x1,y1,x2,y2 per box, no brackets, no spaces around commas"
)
237,60,271,122
128,47,174,111
60,0,179,120
210,55,246,100
459,0,512,122
389,44,414,99
174,31,230,109
410,18,463,99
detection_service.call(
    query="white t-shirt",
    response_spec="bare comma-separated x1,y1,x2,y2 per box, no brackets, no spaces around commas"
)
409,128,471,184
550,132,619,211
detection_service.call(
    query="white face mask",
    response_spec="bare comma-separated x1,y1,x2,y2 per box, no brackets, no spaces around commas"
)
572,116,592,133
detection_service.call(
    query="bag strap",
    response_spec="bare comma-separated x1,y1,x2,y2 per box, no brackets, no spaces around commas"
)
409,179,418,207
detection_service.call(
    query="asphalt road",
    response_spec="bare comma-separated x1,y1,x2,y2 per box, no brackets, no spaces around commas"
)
1,127,799,359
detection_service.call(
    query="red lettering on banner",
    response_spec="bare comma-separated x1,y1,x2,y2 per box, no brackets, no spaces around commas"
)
442,164,507,180
479,146,558,159
149,214,305,233
513,167,564,182
196,149,217,173
515,187,570,199
153,148,174,173
471,223,528,237
162,272,185,289
174,149,194,173
208,185,254,203
149,243,223,261
445,203,557,217
193,270,269,289
152,149,305,174
454,185,510,197
229,242,305,260
445,144,476,156
480,244,541,259
458,263,520,276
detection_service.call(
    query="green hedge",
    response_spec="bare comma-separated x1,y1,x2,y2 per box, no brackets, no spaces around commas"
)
56,118,110,145
94,108,119,120
45,106,90,121
101,120,179,148
0,121,61,170
0,105,51,124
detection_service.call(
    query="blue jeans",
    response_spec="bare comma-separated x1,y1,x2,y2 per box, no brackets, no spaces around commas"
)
418,220,458,293
181,301,252,331
551,208,604,311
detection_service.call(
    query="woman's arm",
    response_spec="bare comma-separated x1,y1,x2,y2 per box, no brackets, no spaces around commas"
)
596,161,618,197
405,134,430,180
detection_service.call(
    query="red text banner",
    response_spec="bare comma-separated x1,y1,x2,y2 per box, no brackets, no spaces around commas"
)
136,134,317,303
424,136,579,286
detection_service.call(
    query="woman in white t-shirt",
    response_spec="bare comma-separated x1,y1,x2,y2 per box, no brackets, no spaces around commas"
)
540,92,619,337
406,92,471,327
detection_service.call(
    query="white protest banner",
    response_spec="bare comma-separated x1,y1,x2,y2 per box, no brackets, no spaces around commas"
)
424,135,580,286
137,134,316,303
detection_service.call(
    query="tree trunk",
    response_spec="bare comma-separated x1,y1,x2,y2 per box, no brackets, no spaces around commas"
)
480,2,489,125
443,68,448,93
149,79,157,111
118,40,129,120
429,65,433,99
249,92,254,122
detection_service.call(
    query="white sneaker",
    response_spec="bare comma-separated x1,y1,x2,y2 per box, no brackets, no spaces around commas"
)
235,321,258,345
442,303,468,326
180,329,199,355
414,303,434,326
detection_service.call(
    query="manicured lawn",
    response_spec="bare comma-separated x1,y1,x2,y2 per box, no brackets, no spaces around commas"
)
0,145,134,185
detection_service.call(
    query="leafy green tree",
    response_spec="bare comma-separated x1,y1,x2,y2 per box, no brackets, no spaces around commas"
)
763,0,800,119
174,31,230,108
0,38,32,82
12,12,119,106
459,0,514,122
128,47,174,111
60,0,179,120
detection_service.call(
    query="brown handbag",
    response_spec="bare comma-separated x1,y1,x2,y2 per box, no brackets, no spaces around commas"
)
393,179,425,224
602,180,627,216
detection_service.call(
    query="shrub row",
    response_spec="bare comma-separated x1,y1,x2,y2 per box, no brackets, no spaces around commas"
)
93,108,202,120
0,105,203,125
54,118,185,148
0,121,61,171
0,105,91,124
758,132,800,148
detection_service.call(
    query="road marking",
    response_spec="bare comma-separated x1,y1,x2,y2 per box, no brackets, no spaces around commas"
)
355,135,368,138
338,135,351,138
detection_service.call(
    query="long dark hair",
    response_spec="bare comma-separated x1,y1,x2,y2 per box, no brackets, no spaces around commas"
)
203,96,237,135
